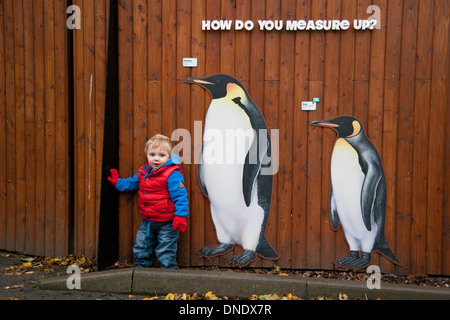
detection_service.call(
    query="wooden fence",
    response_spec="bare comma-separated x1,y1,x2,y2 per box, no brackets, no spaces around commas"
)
0,0,70,258
0,0,449,276
116,0,450,275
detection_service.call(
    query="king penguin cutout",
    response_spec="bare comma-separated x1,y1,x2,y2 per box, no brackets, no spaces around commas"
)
311,116,400,270
186,74,279,267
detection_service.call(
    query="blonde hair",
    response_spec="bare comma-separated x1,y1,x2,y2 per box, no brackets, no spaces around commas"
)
144,134,173,154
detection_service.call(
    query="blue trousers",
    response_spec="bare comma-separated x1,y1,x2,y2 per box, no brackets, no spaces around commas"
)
133,219,179,269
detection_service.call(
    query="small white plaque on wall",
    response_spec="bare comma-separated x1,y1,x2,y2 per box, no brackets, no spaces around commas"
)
183,58,198,68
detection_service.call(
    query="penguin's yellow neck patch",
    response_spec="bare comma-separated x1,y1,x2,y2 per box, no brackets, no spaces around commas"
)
226,83,247,103
348,120,361,138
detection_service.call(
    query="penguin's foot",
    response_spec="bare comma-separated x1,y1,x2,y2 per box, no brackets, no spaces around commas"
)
349,252,372,270
198,243,233,258
229,249,256,267
335,251,372,271
335,250,360,269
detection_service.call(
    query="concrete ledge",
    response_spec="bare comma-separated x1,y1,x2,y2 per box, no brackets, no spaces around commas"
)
40,268,450,300
132,268,307,298
40,268,134,294
306,277,450,300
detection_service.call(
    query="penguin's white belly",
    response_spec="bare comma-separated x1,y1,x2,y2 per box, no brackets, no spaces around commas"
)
331,138,377,251
201,99,264,248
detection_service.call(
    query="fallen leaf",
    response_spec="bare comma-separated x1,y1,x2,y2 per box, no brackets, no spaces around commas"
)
165,293,176,300
284,293,301,300
204,291,217,300
339,293,348,300
4,284,24,290
20,257,35,263
181,293,189,300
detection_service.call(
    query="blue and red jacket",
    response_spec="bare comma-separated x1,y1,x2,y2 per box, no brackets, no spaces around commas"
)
115,155,189,222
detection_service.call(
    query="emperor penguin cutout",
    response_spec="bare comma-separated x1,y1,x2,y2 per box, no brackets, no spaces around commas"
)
311,116,400,270
186,74,279,267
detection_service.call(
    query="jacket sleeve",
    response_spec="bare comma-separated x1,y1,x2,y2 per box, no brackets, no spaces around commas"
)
115,173,139,192
167,170,189,218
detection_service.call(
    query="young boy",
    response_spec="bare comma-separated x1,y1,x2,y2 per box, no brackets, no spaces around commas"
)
108,134,188,269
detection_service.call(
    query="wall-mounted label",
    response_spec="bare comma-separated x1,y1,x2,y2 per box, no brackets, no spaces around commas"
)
183,58,198,68
301,101,316,111
302,97,320,111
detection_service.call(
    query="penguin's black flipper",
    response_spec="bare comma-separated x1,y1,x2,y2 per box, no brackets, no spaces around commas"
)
360,166,383,232
197,145,208,197
242,131,269,206
232,96,269,207
329,188,340,230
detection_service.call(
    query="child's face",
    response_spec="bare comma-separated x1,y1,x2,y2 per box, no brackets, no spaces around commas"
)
146,146,170,170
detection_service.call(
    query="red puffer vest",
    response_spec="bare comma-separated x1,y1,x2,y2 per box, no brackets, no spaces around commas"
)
138,163,183,222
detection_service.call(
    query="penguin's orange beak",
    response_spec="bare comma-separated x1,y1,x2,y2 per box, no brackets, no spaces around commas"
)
186,78,214,86
310,120,339,128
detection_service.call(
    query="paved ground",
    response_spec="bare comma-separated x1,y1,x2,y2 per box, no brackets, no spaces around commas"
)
0,251,147,300
2,250,449,301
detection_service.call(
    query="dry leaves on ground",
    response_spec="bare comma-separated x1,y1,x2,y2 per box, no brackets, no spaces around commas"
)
134,291,303,301
3,254,96,276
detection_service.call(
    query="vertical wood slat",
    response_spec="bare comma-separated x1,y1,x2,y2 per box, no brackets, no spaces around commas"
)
395,0,419,275
320,0,340,270
175,0,192,266
14,0,26,254
305,0,324,270
117,0,135,261
43,0,56,257
276,0,294,269
72,0,108,260
444,0,450,277
291,0,310,270
4,0,16,253
0,0,70,257
0,0,6,251
426,0,448,275
132,0,147,237
24,0,36,255
189,0,207,267
34,0,46,256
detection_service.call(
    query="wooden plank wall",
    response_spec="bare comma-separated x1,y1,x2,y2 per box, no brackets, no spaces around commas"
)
1,0,448,277
72,0,108,259
118,0,449,276
0,0,70,258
